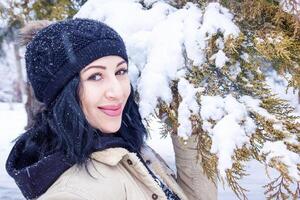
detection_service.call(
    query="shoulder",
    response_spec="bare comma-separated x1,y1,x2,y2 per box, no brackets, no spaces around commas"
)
39,160,126,200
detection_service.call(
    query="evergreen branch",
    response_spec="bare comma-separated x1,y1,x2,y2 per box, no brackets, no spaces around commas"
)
263,174,299,200
225,168,249,200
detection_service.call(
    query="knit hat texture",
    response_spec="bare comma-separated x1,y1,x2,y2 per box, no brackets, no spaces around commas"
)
25,18,128,106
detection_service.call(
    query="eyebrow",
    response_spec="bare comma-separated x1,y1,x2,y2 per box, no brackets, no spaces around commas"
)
82,60,127,73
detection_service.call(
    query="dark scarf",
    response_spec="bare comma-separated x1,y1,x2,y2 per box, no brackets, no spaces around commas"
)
6,132,134,200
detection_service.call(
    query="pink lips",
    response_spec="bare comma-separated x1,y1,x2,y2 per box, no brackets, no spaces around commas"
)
97,104,122,117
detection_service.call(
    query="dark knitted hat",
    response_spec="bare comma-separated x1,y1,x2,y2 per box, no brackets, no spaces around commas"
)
25,18,128,106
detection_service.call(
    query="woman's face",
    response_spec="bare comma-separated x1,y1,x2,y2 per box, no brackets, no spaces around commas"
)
79,55,130,133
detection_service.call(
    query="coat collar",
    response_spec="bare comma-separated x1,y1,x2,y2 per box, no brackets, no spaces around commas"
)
90,145,159,167
91,147,129,166
90,145,188,200
90,144,173,177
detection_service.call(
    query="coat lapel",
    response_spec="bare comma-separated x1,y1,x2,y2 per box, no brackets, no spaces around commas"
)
122,152,168,200
140,145,189,200
90,145,188,200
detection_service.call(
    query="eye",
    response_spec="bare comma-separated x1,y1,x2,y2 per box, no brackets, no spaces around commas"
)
116,68,128,76
88,73,102,81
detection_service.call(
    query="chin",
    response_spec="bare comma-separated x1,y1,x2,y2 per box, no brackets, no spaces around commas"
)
99,125,121,134
92,118,122,134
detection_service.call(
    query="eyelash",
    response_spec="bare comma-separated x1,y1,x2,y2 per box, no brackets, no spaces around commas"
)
116,68,128,76
88,68,128,81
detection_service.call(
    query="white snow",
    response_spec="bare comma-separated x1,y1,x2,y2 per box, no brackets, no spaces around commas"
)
210,49,229,69
279,0,300,17
0,42,21,103
265,69,300,113
262,141,300,181
240,95,277,121
179,2,206,67
200,94,256,177
0,0,299,199
0,103,25,200
228,62,242,80
200,95,225,121
241,52,250,62
201,2,239,39
75,0,240,126
177,78,199,139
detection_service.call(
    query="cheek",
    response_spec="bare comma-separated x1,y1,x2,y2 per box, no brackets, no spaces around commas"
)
80,82,102,102
122,79,131,100
79,87,102,130
79,84,99,117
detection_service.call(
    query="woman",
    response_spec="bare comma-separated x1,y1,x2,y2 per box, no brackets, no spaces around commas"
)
6,18,216,200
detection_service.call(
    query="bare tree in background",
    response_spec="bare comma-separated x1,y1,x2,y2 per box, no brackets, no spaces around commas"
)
13,42,26,103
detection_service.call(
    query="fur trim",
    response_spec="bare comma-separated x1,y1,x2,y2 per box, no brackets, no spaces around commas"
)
19,20,52,46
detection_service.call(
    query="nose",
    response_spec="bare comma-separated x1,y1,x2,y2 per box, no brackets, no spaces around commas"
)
105,76,123,100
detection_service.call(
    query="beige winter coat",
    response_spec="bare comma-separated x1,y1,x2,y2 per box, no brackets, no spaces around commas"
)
38,136,217,200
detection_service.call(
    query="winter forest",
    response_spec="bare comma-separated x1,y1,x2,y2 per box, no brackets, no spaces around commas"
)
0,0,299,200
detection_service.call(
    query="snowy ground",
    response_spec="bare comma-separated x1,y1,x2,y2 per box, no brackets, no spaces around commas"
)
0,103,25,200
0,102,286,200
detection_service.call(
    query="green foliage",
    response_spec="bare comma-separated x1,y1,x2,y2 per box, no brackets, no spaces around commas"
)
154,1,300,199
220,0,300,90
32,0,78,20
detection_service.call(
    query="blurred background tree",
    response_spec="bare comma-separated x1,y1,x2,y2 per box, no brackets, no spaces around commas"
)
0,0,87,101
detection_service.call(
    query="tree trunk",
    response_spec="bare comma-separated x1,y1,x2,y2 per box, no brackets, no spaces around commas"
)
171,134,217,200
13,42,25,103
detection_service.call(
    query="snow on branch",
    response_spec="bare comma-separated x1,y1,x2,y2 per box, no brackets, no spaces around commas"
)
76,0,300,198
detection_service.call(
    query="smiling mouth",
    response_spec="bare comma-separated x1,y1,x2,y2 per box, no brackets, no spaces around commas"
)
97,105,122,117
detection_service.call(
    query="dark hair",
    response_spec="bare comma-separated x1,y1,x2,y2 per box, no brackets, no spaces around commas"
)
17,75,148,168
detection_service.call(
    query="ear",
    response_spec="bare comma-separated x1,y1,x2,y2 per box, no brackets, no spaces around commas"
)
18,20,52,46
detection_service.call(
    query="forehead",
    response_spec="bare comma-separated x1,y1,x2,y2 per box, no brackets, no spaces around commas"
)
81,56,127,74
87,56,125,67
